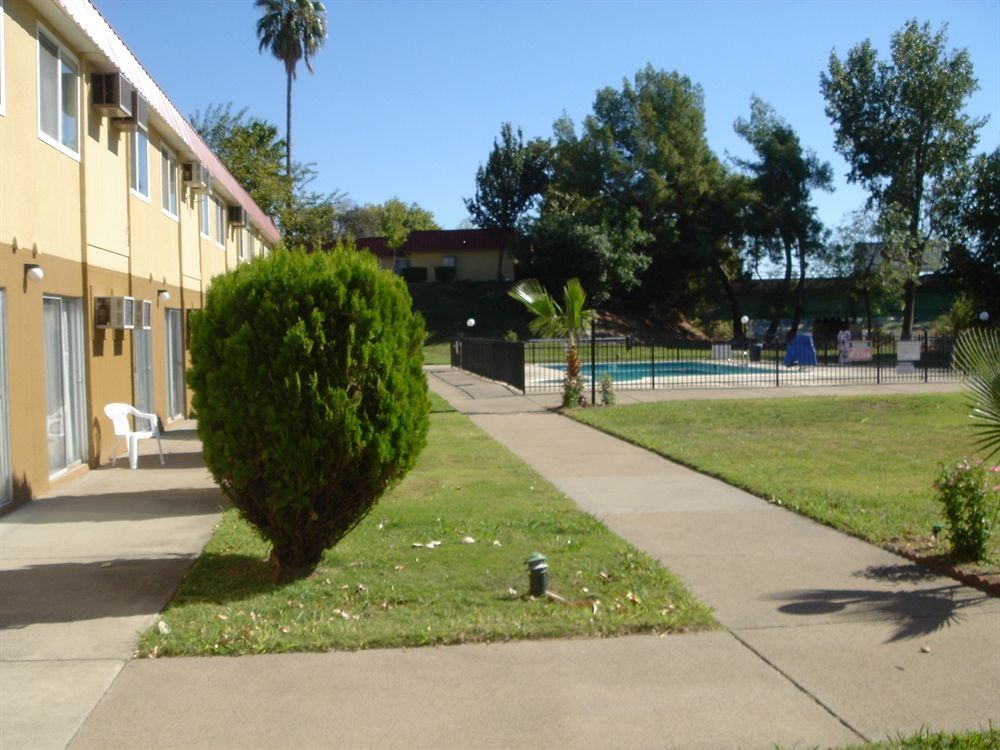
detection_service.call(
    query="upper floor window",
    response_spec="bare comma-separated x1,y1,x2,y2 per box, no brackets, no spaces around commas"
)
199,195,210,238
160,146,178,217
37,27,79,156
214,198,225,247
130,129,149,199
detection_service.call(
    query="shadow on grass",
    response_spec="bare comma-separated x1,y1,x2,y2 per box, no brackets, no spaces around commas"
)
768,572,989,642
171,552,286,604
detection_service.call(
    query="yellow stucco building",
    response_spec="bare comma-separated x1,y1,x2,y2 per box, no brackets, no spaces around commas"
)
0,0,278,512
355,229,515,282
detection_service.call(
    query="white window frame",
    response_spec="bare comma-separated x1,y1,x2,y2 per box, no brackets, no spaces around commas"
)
248,232,255,259
36,24,80,159
0,0,7,118
160,145,178,219
130,129,150,201
237,229,245,262
214,198,225,248
199,194,211,238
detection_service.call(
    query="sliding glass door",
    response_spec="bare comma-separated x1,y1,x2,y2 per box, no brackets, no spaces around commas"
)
165,308,185,420
133,325,154,431
43,296,87,476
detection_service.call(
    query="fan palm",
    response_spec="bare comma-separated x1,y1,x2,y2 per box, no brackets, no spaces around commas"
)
952,328,1000,459
255,0,328,181
509,278,594,408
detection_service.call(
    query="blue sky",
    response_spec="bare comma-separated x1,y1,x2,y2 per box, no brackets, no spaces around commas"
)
98,0,999,233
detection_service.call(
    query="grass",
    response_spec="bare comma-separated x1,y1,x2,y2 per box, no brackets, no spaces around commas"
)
570,393,999,573
833,726,1000,750
139,392,714,656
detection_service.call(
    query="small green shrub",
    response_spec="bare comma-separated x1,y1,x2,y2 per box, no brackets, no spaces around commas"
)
401,266,428,282
434,266,456,283
934,458,1000,560
188,247,430,577
502,329,518,343
598,372,615,406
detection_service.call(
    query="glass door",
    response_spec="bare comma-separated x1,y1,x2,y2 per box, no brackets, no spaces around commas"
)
0,291,10,507
165,308,185,419
133,325,154,431
43,296,87,476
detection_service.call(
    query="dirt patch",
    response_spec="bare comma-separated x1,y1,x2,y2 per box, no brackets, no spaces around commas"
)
885,537,999,596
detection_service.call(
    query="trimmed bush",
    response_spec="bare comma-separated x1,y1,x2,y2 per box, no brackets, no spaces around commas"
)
188,247,429,577
434,266,457,283
400,266,428,282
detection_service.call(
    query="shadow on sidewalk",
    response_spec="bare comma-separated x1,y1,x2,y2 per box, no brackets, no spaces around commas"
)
0,555,196,628
4,487,226,524
769,563,990,642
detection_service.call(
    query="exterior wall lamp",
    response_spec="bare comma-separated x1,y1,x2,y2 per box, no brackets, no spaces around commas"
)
24,264,44,283
157,289,171,301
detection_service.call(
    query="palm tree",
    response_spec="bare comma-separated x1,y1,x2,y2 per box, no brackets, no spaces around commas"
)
953,328,1000,459
509,278,594,408
255,0,328,182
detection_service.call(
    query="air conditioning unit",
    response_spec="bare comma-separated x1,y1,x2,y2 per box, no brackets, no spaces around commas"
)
182,162,210,193
91,72,133,117
112,91,148,132
139,300,152,330
94,296,136,330
228,205,248,227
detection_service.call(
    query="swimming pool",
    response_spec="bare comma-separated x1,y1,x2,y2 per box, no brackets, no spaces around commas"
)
540,360,774,381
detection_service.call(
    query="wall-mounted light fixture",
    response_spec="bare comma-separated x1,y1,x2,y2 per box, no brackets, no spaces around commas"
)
157,289,171,301
24,264,44,283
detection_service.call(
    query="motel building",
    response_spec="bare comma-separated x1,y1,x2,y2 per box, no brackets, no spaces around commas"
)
0,0,279,514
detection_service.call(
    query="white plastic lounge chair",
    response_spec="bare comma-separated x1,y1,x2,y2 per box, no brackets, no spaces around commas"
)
104,403,164,469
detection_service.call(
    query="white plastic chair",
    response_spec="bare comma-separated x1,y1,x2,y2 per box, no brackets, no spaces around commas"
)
104,403,164,469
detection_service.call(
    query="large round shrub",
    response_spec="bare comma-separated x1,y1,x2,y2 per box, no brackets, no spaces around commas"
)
188,247,429,576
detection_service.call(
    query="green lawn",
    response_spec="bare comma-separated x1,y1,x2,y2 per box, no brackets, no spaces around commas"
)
139,392,714,656
835,727,999,750
570,393,998,570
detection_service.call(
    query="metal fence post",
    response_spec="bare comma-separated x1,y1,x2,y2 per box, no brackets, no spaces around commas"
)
590,319,597,405
876,331,882,384
650,342,656,390
924,328,929,383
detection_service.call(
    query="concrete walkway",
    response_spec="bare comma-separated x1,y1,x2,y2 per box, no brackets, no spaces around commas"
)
3,374,997,749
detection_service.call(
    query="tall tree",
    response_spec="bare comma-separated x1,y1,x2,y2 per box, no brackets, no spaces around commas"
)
255,0,328,182
465,123,550,281
339,199,439,240
820,20,985,339
734,97,833,340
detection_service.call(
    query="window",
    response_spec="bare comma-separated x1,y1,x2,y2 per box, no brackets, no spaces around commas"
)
37,27,79,156
160,146,178,217
43,296,87,476
165,309,185,419
0,0,7,117
442,256,456,267
199,195,210,238
248,233,255,259
214,198,225,247
130,129,149,199
237,230,244,262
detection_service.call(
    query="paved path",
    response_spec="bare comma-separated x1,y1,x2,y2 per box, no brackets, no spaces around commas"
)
3,374,997,749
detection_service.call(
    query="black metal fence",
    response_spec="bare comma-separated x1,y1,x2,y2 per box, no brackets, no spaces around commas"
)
452,331,962,396
451,338,525,391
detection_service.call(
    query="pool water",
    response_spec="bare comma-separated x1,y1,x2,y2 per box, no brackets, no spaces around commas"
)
544,360,773,380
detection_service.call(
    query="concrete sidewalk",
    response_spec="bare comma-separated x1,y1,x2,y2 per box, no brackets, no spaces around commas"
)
0,423,226,750
4,373,997,749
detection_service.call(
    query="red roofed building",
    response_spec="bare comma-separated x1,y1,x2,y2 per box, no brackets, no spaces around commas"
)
354,229,516,282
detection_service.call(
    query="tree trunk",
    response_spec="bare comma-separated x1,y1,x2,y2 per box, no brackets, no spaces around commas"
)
765,237,794,342
901,278,917,340
711,261,744,338
285,72,293,207
788,237,808,340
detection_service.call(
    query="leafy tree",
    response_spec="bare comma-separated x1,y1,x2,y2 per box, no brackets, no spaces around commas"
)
549,66,737,323
465,123,550,281
525,208,651,305
188,247,429,578
255,0,328,180
509,278,594,408
734,97,833,340
339,200,439,240
821,20,986,339
191,103,346,249
941,148,1000,321
380,198,411,271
